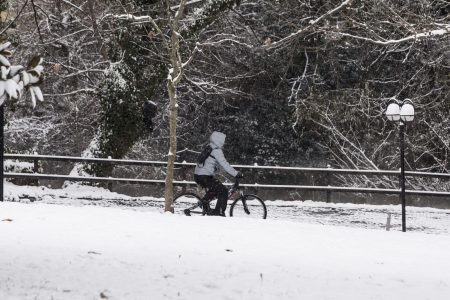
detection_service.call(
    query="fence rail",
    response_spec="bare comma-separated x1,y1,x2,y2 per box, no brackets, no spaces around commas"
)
4,153,450,198
5,153,450,178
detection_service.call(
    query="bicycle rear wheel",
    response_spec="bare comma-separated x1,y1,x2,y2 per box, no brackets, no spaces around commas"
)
173,193,206,216
229,194,267,219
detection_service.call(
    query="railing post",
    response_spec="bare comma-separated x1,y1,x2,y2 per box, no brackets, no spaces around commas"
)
311,174,315,201
107,156,113,191
33,151,39,186
326,164,331,203
254,163,259,195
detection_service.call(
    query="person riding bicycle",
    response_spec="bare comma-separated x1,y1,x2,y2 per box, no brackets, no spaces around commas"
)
194,131,243,216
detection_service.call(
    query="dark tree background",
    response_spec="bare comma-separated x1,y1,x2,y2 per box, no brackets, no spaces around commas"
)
2,0,449,192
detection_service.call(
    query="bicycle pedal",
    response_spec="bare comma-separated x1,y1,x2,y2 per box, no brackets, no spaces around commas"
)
184,209,191,216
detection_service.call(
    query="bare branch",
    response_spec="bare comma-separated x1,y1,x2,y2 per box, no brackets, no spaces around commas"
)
103,13,170,51
264,0,353,50
61,0,84,12
0,0,29,36
333,26,450,45
43,89,96,97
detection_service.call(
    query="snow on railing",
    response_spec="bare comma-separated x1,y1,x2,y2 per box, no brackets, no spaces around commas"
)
4,153,450,178
5,172,450,197
3,153,450,198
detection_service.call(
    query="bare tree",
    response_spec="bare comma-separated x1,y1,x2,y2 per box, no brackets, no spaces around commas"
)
261,0,450,190
107,0,242,212
163,0,190,213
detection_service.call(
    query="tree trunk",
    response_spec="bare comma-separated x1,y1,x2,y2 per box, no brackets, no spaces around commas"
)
164,79,178,213
164,0,186,213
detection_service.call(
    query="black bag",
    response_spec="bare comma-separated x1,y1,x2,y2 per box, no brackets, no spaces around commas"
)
197,145,215,166
143,100,157,131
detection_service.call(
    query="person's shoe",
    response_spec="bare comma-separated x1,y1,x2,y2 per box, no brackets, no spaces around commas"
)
209,210,226,217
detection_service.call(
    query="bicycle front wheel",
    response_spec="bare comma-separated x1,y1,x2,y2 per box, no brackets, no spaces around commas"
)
229,194,267,219
173,193,206,216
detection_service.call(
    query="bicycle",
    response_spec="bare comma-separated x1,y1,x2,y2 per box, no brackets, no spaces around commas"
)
173,179,267,219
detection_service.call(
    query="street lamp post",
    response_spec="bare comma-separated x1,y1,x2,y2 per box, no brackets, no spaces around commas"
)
385,99,415,232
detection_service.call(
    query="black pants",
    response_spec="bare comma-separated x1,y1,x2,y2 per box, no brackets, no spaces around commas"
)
194,175,228,213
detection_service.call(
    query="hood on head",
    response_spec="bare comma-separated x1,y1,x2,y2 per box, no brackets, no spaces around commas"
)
209,131,226,148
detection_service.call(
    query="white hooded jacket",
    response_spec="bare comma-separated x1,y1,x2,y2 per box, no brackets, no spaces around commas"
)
194,131,238,177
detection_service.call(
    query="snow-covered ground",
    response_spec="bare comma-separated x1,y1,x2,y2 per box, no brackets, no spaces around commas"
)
1,182,450,299
4,182,450,235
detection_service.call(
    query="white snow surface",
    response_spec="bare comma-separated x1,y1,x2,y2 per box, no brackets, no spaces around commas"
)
4,181,450,235
1,182,450,299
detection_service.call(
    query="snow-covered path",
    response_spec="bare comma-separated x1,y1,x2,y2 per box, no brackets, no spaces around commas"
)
1,202,450,300
5,181,450,235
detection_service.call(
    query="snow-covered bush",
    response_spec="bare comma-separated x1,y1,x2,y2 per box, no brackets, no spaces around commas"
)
4,156,40,186
0,41,44,107
4,159,34,173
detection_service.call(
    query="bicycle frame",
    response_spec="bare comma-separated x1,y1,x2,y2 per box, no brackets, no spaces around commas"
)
184,198,209,216
186,180,246,216
229,181,251,215
181,179,260,217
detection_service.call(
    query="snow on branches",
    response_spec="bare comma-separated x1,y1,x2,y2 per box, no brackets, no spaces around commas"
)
0,41,44,108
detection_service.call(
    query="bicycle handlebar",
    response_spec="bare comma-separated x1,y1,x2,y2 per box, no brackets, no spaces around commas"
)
229,178,240,194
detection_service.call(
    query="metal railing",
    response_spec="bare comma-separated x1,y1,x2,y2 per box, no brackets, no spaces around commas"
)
3,153,450,198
